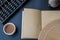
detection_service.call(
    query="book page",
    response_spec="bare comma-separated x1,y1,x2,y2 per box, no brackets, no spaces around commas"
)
21,8,41,39
42,11,60,29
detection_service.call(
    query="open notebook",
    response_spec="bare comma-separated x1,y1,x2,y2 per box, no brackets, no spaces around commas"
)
21,8,60,39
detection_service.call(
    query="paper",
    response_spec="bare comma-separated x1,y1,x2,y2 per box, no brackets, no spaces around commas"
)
42,11,60,29
21,8,41,39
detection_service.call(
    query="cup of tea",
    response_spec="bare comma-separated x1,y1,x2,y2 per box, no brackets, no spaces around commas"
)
3,23,16,35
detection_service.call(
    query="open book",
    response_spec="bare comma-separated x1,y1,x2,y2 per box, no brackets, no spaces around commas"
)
21,8,60,39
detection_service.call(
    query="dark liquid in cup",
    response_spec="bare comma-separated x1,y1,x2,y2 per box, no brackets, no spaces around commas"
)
5,24,14,33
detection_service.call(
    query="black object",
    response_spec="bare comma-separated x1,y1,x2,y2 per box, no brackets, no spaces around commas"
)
0,0,27,23
22,39,38,40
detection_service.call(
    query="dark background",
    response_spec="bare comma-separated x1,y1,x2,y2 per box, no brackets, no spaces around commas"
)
0,0,59,40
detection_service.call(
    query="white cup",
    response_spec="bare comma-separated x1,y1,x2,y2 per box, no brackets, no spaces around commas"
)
3,23,16,35
48,0,60,8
